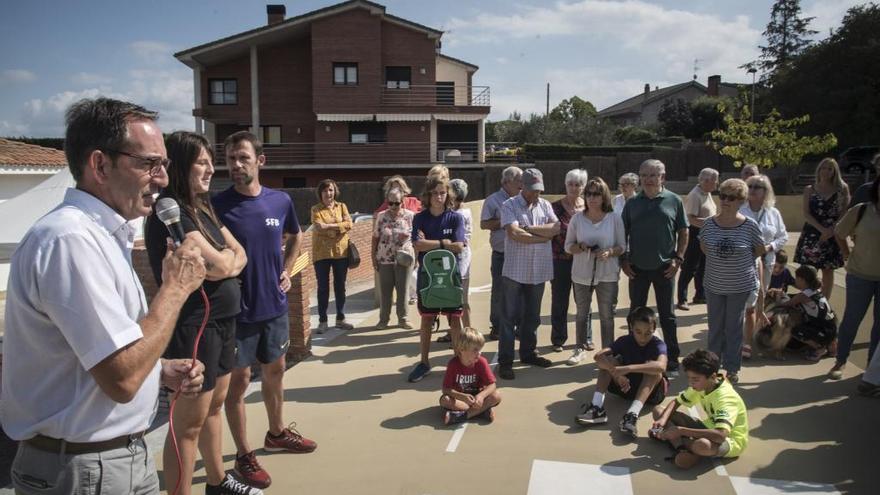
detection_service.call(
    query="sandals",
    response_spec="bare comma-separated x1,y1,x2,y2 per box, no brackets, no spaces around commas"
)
741,344,752,359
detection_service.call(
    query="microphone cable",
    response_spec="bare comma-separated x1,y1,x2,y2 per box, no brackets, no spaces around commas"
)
168,286,211,495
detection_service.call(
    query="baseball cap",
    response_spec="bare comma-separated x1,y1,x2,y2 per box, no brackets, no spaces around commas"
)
522,168,544,192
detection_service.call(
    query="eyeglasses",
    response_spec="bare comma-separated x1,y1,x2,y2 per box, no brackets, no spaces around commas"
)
619,182,635,187
105,149,169,177
748,184,766,190
585,191,603,198
388,201,401,206
719,193,743,202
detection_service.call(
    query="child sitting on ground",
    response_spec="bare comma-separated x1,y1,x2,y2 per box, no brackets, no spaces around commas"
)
576,307,669,438
440,327,502,425
779,265,838,361
651,349,749,469
767,249,796,296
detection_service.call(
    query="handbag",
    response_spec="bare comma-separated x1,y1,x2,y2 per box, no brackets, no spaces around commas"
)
347,240,361,269
396,242,415,267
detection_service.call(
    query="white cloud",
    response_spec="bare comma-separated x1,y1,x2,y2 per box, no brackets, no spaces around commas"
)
444,0,761,81
1,69,37,84
129,40,174,65
803,0,865,37
0,120,30,136
70,72,114,85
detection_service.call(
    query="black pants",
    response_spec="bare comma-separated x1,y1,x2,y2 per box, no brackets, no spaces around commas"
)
677,225,705,303
629,264,680,363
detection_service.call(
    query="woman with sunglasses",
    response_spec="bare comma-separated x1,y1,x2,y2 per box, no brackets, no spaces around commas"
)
144,131,252,494
739,175,788,358
699,179,766,384
372,188,415,330
564,178,626,365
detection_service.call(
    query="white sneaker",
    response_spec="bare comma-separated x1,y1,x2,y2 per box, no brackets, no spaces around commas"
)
567,348,586,366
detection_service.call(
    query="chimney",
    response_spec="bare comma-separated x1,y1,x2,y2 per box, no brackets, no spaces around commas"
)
267,4,286,25
707,75,720,97
644,83,650,100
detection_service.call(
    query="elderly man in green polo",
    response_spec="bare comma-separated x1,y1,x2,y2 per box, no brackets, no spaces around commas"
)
620,159,689,376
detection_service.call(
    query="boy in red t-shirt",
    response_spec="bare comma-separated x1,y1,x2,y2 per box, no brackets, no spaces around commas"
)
440,327,502,425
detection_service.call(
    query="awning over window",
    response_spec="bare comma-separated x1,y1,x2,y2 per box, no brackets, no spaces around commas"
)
433,114,485,122
316,114,374,122
374,113,432,122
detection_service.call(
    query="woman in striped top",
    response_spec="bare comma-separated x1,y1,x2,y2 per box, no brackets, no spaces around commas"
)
699,179,766,384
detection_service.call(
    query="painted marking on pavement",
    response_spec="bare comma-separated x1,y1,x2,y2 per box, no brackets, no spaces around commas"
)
526,460,633,495
468,283,492,294
445,422,468,452
729,477,840,495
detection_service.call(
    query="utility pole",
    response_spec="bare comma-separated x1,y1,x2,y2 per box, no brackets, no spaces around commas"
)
748,67,757,121
546,83,550,116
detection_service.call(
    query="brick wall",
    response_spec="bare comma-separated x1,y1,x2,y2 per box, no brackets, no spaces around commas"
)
131,221,376,365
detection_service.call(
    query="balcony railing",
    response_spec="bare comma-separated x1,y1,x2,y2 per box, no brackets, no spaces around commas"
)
212,141,518,167
380,84,490,107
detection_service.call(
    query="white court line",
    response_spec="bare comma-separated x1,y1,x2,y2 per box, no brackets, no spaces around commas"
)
445,422,468,452
444,350,498,453
527,460,633,495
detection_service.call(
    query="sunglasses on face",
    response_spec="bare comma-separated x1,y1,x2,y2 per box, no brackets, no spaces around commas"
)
748,184,766,190
719,193,742,201
388,201,401,206
585,191,603,198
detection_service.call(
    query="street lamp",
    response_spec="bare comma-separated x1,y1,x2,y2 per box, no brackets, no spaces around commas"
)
747,67,757,122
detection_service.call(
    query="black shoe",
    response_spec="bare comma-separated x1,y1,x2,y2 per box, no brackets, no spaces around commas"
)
619,412,639,438
521,355,553,368
498,363,515,380
692,297,706,305
486,330,499,341
575,404,607,425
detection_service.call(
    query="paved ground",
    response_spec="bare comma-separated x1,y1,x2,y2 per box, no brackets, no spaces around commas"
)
1,232,876,494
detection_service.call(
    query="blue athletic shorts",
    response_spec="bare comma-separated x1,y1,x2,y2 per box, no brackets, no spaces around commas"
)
235,313,290,367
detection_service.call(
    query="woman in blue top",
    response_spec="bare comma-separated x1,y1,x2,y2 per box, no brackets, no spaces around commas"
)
407,175,465,383
699,179,765,384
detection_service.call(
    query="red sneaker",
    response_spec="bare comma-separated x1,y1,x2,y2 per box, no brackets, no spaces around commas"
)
234,450,271,489
264,422,317,453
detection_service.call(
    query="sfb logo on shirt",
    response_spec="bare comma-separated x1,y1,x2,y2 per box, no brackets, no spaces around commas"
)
442,228,453,235
266,218,281,227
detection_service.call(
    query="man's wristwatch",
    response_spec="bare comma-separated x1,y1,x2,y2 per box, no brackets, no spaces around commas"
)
673,254,684,264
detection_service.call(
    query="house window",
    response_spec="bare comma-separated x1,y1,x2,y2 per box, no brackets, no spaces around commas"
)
385,66,411,89
333,63,358,85
209,79,237,105
349,122,387,144
261,125,281,145
436,81,455,105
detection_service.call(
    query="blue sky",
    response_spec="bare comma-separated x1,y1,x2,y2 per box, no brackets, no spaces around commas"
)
0,0,865,137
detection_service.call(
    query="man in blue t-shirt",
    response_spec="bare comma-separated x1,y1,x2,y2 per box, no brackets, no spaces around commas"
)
576,307,669,439
212,131,314,489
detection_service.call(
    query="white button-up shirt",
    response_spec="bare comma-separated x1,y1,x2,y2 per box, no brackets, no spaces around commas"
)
501,194,558,285
1,188,159,442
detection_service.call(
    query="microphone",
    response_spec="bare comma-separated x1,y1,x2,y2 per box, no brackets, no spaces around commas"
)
155,197,186,247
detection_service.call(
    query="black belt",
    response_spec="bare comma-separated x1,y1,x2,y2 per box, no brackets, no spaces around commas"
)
25,431,146,455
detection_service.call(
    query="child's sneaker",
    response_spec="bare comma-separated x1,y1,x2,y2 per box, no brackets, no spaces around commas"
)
407,362,431,382
444,410,468,425
575,404,607,425
619,412,638,437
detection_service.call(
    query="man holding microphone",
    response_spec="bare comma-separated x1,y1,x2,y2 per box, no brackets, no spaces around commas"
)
1,98,206,494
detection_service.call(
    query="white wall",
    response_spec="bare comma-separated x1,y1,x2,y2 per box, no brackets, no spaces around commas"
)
436,58,470,106
0,174,58,202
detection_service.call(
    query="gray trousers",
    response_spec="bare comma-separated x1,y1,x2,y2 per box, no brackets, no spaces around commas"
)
706,289,750,374
573,281,618,349
377,263,410,323
11,437,158,495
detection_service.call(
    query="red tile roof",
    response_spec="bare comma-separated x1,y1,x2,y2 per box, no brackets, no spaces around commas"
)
0,138,67,168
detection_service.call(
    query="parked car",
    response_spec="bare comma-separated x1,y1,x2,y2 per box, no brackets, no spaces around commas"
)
838,146,879,174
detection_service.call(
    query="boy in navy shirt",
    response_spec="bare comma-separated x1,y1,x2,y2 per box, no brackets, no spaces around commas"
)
576,307,669,438
768,249,796,295
441,327,501,424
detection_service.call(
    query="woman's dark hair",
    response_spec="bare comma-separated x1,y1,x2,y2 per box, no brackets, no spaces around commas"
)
682,349,721,377
795,265,822,290
316,179,340,201
775,249,789,265
161,131,224,250
627,306,657,330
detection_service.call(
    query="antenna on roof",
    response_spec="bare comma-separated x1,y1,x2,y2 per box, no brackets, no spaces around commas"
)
692,58,702,81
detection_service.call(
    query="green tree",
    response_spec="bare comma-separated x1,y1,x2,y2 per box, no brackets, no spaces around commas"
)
747,0,817,83
689,96,730,140
657,98,692,137
770,3,880,148
711,102,836,187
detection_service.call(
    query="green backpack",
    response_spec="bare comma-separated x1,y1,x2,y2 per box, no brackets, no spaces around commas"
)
418,249,463,309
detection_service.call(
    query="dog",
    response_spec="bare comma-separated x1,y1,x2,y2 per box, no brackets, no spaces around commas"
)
753,290,802,360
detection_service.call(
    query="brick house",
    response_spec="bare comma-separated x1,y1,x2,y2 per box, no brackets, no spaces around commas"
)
597,75,741,126
174,0,491,187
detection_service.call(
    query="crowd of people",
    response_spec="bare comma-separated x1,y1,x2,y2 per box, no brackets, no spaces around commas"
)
1,96,878,494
